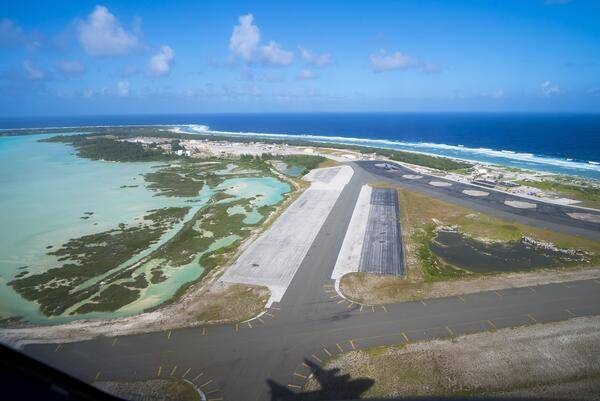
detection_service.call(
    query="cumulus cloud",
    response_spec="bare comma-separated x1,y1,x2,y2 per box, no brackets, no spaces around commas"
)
370,49,440,75
229,14,293,66
22,60,46,80
56,60,86,77
77,5,139,56
296,69,316,80
299,47,332,67
116,81,130,96
149,45,175,76
541,80,560,96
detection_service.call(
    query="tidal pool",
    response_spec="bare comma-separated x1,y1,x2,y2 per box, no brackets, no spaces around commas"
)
429,230,586,273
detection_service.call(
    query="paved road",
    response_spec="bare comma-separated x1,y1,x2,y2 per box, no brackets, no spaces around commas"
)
23,162,600,401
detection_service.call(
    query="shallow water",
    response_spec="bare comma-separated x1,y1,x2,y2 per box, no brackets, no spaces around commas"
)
0,134,290,324
429,231,581,273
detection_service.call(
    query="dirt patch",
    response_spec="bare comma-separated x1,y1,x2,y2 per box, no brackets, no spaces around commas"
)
95,378,199,401
340,266,600,305
304,316,600,399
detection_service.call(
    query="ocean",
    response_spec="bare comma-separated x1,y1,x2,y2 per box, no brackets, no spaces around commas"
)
1,113,599,179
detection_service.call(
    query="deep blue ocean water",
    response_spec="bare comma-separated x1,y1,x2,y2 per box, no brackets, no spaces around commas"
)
1,113,599,179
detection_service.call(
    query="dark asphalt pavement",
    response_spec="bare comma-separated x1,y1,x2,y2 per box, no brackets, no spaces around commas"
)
22,161,600,401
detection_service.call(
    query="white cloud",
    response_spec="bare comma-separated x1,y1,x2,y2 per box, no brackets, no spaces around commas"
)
56,60,86,76
421,62,442,74
116,81,130,96
370,50,419,72
296,69,316,80
481,89,505,99
229,14,293,66
0,18,24,47
541,80,560,96
261,41,293,66
299,47,332,67
230,14,260,61
77,6,139,56
149,45,175,76
22,60,45,80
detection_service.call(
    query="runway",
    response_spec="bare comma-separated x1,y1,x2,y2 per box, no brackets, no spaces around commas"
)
19,161,600,401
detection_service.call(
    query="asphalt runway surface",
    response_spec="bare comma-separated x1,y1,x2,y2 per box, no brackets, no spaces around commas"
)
359,188,404,276
20,161,600,401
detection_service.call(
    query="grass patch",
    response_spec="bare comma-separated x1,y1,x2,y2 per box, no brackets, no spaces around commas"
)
516,178,600,209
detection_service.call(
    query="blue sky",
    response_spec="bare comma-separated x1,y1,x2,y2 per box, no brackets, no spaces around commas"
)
1,0,599,116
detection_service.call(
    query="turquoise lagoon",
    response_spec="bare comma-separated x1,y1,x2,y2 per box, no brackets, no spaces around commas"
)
0,134,290,324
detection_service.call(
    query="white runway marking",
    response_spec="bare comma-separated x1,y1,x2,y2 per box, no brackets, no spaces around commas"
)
505,200,537,209
221,166,354,304
429,181,452,187
402,174,422,179
567,212,600,223
463,189,489,197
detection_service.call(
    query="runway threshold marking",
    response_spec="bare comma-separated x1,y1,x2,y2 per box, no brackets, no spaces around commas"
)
182,368,191,378
349,340,356,350
170,366,177,376
157,366,162,377
527,314,538,323
192,372,204,381
311,354,323,363
336,343,344,352
487,320,497,329
445,326,454,336
401,332,410,343
323,347,332,356
565,309,576,317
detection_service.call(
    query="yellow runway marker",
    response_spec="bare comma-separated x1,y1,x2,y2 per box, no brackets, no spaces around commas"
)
323,347,332,356
287,384,302,390
381,305,388,312
170,366,177,376
337,299,345,304
445,326,454,336
167,330,172,340
494,291,503,298
54,344,62,352
111,338,118,347
527,314,538,323
311,354,322,363
420,300,427,306
401,332,410,343
457,295,465,302
336,343,344,352
157,366,162,377
94,371,101,380
265,312,275,317
200,379,213,388
293,372,308,379
257,317,265,324
192,372,204,381
349,340,356,350
488,320,497,329
346,302,354,309
247,321,253,329
565,309,576,317
182,368,191,378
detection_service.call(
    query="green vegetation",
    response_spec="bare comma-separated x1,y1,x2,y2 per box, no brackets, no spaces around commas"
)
75,284,140,314
9,207,189,316
42,135,174,162
261,153,328,174
517,178,600,209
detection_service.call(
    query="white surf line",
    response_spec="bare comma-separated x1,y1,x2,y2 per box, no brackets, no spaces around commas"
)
220,166,354,306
